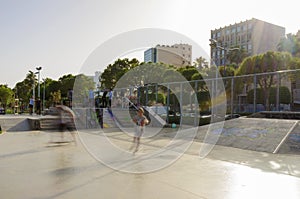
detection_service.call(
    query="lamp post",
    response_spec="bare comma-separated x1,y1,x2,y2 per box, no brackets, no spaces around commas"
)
36,67,42,98
43,78,46,112
209,39,239,76
210,39,240,119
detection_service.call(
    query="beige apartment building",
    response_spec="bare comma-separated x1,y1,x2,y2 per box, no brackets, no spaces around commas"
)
210,18,285,66
144,44,192,67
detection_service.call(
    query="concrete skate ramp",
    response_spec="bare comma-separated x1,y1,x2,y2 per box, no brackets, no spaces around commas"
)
197,117,300,153
0,117,31,132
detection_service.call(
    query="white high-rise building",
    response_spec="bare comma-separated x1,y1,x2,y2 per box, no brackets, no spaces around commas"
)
144,44,192,67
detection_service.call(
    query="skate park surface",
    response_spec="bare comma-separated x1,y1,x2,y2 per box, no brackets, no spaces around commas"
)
1,114,300,199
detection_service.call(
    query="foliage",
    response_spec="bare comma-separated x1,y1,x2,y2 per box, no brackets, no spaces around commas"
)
14,71,37,102
50,90,61,105
236,51,292,110
73,74,95,104
101,58,140,89
194,90,211,112
177,66,199,81
247,86,291,104
218,65,236,77
277,33,300,57
0,85,14,108
58,74,76,98
193,56,208,69
226,46,249,67
287,57,300,82
138,91,165,106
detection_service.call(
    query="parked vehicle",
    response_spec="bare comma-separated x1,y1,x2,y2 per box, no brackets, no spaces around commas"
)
0,107,5,115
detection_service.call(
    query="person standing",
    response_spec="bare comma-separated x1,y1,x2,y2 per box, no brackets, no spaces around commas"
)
36,98,41,115
102,90,108,108
29,97,34,115
108,88,113,108
131,107,149,153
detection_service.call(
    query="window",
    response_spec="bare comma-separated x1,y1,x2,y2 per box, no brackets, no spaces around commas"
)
217,32,221,38
248,44,252,50
226,29,230,35
248,23,252,30
237,26,241,32
247,33,252,41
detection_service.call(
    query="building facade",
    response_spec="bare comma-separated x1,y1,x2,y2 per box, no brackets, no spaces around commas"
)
210,18,285,66
144,44,192,67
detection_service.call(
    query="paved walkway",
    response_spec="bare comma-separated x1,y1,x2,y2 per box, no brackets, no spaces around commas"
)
1,129,300,199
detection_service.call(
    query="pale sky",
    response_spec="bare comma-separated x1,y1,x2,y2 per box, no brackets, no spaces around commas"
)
1,0,299,88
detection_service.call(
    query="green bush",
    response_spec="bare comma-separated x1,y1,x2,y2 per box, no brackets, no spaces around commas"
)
247,86,291,104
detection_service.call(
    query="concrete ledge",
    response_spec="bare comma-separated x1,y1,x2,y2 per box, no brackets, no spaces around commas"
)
0,116,31,132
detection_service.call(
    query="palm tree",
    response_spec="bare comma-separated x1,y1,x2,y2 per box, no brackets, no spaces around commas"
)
194,56,208,70
24,71,37,96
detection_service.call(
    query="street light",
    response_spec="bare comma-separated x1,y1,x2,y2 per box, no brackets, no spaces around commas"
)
36,67,42,98
43,78,46,112
209,39,239,76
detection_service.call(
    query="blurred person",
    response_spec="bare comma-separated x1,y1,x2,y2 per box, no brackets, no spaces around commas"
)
56,104,76,143
131,107,149,153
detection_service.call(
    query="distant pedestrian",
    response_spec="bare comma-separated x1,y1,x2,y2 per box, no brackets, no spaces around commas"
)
108,88,113,107
102,90,108,108
96,107,104,128
131,107,149,153
29,97,34,115
36,98,41,115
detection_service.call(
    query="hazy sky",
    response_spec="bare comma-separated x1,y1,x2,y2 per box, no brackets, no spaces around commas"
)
1,0,299,88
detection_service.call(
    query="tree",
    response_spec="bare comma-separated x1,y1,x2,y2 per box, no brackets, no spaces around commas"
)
236,51,292,110
13,71,37,106
194,56,208,69
101,58,140,89
177,66,199,81
73,74,95,104
0,85,13,109
58,74,76,98
247,87,291,105
50,90,61,105
277,33,300,57
226,47,248,67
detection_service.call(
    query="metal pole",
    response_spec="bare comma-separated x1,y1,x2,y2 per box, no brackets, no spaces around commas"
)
32,83,35,114
194,81,198,126
276,73,280,111
167,84,170,124
43,80,45,112
224,48,226,77
155,84,158,104
38,71,41,98
180,82,183,117
231,77,234,117
253,74,257,113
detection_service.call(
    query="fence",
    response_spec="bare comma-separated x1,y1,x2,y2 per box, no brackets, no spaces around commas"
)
111,69,300,117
